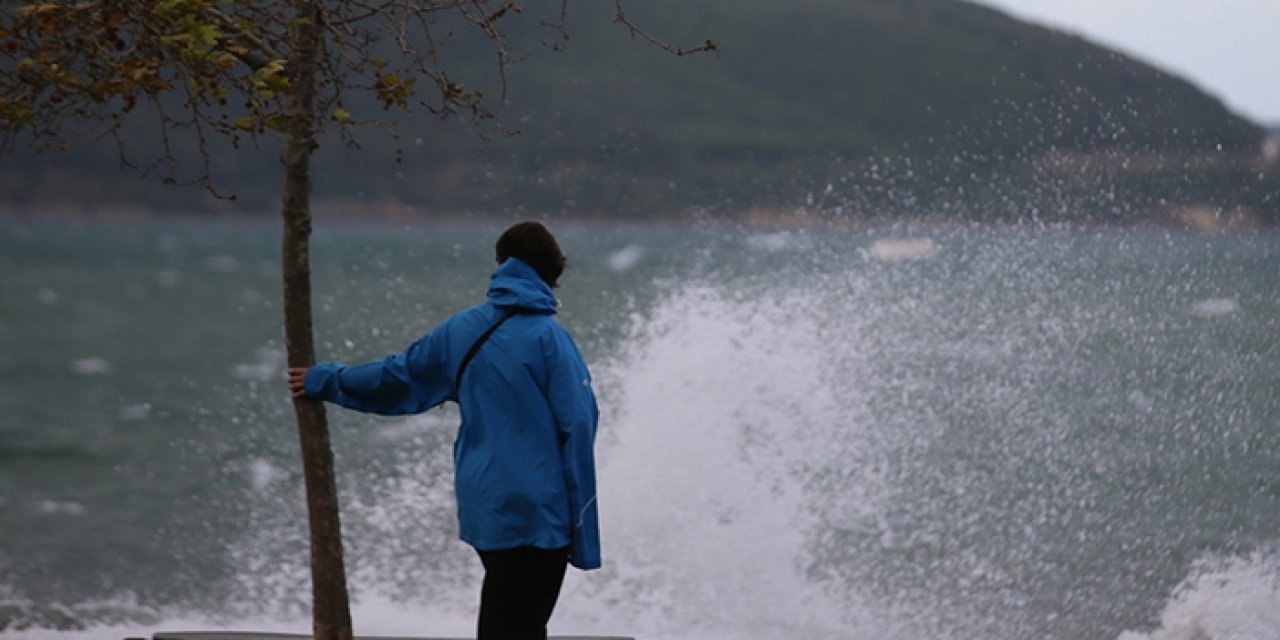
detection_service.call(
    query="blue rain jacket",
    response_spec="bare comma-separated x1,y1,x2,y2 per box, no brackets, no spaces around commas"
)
303,258,601,570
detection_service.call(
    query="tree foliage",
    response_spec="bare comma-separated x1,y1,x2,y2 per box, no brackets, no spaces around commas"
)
0,0,712,194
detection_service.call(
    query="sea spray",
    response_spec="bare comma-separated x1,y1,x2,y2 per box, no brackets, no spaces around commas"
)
562,282,853,637
1118,551,1280,640
549,270,963,640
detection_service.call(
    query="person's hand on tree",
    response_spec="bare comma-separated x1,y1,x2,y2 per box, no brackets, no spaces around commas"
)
287,367,310,398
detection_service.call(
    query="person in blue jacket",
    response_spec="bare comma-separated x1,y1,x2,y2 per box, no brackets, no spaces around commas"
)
287,221,600,640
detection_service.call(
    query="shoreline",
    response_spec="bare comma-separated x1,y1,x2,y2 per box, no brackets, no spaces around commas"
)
1,203,1274,234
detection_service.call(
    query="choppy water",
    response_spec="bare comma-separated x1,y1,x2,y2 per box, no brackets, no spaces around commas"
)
1,218,1278,640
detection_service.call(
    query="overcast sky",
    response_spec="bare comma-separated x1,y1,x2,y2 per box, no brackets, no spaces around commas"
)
969,0,1280,124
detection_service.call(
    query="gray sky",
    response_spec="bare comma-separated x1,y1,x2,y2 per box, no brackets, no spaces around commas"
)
970,0,1280,124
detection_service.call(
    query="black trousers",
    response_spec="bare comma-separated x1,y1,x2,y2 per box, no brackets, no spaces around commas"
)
476,545,570,640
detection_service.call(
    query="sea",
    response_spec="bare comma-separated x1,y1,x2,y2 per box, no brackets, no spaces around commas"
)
1,217,1277,640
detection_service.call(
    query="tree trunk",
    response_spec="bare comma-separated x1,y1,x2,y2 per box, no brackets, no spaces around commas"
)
281,2,353,639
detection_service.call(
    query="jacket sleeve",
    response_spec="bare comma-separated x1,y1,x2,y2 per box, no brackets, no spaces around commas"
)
304,328,453,416
545,328,602,570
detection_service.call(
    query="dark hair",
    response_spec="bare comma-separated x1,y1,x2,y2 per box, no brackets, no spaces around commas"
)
495,221,567,287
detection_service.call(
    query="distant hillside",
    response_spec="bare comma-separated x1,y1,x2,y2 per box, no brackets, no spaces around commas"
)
2,0,1276,225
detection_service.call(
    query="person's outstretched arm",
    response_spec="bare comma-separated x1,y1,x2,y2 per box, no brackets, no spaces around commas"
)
288,330,452,416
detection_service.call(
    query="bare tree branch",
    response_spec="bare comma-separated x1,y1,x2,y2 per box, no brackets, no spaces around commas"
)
612,0,716,56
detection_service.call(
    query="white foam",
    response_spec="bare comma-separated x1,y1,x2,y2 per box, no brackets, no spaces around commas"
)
247,458,286,492
118,403,152,421
1189,298,1239,318
70,357,112,375
0,594,475,640
867,238,938,261
607,245,647,272
231,346,284,381
36,501,87,516
230,362,276,381
745,231,809,252
1118,551,1280,640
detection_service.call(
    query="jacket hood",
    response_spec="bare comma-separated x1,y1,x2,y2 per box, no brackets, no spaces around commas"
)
488,258,558,314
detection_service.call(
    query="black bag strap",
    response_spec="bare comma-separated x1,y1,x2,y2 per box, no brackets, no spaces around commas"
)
455,312,514,391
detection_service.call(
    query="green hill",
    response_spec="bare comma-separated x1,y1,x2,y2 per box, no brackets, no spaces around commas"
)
3,0,1276,225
